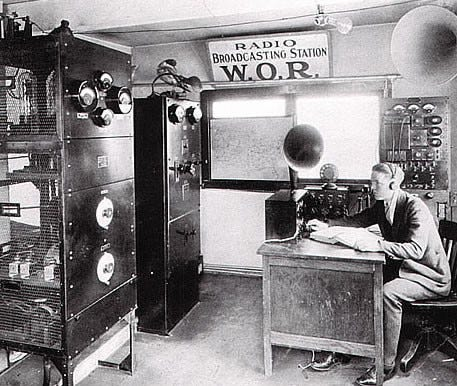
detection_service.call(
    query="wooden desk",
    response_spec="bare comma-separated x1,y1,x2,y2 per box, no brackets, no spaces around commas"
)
257,238,385,385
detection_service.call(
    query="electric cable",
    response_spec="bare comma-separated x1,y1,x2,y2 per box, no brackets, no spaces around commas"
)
298,350,316,371
263,228,301,243
151,72,190,97
391,121,395,162
31,21,46,34
397,115,408,161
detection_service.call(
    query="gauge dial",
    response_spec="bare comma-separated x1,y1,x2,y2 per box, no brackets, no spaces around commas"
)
78,81,98,112
186,106,202,125
320,163,339,182
94,71,113,91
168,104,186,123
117,87,132,114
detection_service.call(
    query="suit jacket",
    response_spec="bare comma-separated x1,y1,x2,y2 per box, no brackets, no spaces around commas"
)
330,189,451,296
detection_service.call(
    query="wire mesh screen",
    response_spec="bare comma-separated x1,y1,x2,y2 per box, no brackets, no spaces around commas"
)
0,39,61,349
0,39,57,135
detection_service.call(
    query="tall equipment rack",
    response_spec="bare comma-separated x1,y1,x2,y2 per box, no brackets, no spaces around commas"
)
134,96,201,335
0,32,136,385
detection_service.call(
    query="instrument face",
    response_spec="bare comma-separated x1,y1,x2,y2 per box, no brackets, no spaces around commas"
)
320,163,338,183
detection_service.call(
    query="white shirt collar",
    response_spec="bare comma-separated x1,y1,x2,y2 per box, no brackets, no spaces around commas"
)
384,189,399,225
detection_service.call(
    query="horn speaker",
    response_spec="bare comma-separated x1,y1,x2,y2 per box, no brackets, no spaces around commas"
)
391,5,457,85
283,124,324,191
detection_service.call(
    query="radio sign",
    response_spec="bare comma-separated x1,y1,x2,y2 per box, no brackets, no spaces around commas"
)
207,32,330,82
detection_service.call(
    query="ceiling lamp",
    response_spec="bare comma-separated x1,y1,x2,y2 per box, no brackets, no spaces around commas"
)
314,4,353,35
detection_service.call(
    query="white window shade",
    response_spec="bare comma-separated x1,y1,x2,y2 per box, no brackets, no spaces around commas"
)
296,95,380,180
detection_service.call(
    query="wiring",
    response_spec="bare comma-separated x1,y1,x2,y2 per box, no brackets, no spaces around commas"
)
397,115,409,159
390,115,408,162
298,350,316,371
263,228,301,243
151,72,189,97
31,21,46,34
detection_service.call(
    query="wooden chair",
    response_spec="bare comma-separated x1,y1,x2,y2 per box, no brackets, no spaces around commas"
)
400,219,457,372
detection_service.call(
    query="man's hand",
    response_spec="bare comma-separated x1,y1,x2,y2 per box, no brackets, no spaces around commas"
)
354,238,383,252
307,219,329,232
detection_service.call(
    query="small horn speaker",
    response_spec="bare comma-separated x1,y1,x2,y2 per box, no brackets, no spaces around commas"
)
391,5,457,85
283,124,323,191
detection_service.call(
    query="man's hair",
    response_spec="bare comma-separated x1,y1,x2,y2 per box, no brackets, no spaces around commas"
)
372,162,405,184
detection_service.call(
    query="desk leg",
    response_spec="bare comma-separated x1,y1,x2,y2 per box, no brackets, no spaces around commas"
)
263,256,272,376
264,336,272,377
373,264,384,386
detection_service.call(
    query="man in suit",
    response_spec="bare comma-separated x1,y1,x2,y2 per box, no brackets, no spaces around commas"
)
307,162,451,385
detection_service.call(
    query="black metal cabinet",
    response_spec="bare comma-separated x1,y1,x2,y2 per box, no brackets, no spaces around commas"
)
134,96,201,334
0,34,135,385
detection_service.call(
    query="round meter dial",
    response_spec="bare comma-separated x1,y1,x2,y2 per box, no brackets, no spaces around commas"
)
168,104,186,123
320,163,339,182
117,87,132,114
78,81,98,112
92,107,114,126
96,197,114,229
186,106,202,125
97,252,115,285
94,71,114,91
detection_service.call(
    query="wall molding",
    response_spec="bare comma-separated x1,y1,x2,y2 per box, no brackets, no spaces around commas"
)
204,263,262,277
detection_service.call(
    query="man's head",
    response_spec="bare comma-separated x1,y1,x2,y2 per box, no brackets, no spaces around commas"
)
370,163,404,201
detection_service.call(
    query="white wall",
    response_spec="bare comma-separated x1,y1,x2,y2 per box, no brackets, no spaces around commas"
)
134,22,457,271
200,189,271,270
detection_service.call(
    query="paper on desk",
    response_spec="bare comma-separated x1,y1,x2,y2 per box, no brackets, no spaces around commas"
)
309,226,383,250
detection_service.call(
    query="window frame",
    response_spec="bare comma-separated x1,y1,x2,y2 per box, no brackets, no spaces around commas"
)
201,83,383,191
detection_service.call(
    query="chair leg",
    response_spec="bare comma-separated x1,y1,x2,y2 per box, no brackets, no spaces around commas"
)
43,356,52,386
436,331,457,360
400,332,427,373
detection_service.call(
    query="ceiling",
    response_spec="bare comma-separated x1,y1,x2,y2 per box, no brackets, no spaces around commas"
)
3,0,451,48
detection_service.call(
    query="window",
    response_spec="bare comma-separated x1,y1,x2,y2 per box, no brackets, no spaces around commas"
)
204,93,291,187
201,86,383,190
295,94,380,180
212,97,286,118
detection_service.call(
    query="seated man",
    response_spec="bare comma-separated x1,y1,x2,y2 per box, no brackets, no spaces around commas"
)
307,162,451,385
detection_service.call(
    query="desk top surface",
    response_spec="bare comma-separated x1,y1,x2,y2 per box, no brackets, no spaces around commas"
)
257,237,385,264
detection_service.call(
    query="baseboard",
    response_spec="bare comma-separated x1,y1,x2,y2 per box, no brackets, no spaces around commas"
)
203,263,263,277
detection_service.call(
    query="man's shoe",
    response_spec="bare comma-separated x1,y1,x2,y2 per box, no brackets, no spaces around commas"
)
310,352,351,371
355,365,396,385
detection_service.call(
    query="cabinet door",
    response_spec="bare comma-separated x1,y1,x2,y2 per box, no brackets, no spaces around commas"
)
166,210,200,329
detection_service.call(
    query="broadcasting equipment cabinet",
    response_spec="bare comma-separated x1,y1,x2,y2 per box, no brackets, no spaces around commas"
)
134,96,202,335
0,32,136,384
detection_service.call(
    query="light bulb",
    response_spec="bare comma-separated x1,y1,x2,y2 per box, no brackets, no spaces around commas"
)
323,16,353,35
336,17,353,34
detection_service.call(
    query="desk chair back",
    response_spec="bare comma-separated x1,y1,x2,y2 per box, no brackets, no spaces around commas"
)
400,219,457,372
439,220,457,294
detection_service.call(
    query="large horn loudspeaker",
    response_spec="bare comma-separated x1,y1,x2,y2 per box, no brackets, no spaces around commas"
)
283,124,323,192
391,5,457,85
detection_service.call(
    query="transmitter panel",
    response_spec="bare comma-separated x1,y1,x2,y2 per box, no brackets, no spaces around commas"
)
380,97,450,190
380,97,450,221
301,186,349,222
